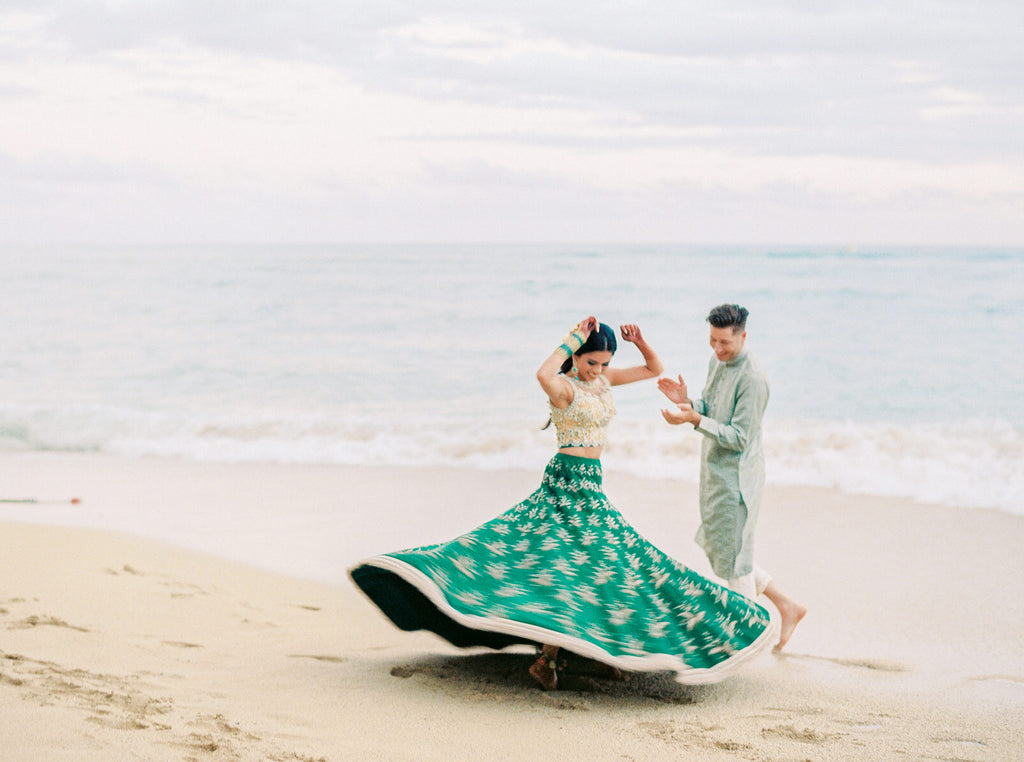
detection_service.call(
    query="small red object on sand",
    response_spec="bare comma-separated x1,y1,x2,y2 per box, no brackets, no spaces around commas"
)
71,498,81,504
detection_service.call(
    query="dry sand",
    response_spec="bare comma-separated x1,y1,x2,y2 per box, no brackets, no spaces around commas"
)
1,453,1022,760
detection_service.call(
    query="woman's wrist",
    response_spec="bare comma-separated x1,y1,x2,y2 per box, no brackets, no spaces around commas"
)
557,328,587,357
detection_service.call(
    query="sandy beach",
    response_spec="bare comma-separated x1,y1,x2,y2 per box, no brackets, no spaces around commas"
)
2,453,1022,760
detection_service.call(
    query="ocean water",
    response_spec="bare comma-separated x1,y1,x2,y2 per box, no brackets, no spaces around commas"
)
1,243,1022,515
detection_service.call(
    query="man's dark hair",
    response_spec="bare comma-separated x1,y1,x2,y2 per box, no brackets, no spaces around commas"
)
706,304,749,332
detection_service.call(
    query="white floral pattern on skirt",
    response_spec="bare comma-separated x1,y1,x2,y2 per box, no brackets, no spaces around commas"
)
350,453,775,683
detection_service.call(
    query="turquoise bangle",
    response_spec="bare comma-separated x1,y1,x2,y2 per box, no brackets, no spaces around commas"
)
561,329,586,353
557,343,574,357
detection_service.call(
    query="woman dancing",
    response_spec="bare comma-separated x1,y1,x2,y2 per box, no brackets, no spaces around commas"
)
349,317,775,690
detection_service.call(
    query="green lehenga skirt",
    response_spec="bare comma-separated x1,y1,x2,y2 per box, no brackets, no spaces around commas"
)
349,453,775,684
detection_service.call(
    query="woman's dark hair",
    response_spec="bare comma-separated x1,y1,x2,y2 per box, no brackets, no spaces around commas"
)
543,322,618,430
706,304,749,332
559,322,617,373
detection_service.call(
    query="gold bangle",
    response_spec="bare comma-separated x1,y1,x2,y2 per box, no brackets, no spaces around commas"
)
560,329,586,353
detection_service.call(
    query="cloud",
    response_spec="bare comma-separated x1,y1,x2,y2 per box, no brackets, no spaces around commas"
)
0,1,1022,243
0,150,170,184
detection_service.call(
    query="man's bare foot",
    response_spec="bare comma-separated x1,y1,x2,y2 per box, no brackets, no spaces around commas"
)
773,599,807,652
762,581,806,652
529,656,559,690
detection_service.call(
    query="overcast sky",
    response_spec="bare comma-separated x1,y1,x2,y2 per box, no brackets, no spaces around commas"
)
1,1,1022,245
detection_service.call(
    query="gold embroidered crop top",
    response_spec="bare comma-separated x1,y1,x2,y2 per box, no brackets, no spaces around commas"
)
549,374,616,447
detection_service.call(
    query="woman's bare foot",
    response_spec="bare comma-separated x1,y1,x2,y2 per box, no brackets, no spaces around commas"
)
529,656,559,690
763,582,807,652
530,645,562,690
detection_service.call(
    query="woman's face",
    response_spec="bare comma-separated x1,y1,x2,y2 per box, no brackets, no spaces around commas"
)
574,350,613,382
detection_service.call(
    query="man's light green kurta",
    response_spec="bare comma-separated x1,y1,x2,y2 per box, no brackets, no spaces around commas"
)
691,348,769,580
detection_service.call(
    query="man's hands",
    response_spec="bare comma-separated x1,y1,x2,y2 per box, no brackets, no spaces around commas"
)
661,402,699,426
657,374,689,404
659,375,698,426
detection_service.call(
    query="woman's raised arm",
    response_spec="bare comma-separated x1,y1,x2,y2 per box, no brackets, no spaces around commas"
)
536,316,597,408
604,324,663,386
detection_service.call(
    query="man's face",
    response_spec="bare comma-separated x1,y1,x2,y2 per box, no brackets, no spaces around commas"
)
709,326,746,362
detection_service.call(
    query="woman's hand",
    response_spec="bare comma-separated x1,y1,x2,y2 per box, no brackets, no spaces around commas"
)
578,316,599,337
657,375,689,404
619,324,643,344
603,322,664,385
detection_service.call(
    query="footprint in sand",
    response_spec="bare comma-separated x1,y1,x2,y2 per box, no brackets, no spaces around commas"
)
390,664,418,678
782,653,911,673
9,615,90,632
86,714,150,731
172,713,263,756
541,695,589,711
2,651,174,732
762,724,843,744
639,719,753,751
105,565,144,576
836,716,888,732
4,650,326,761
831,657,910,672
930,733,987,748
968,674,1024,685
164,589,208,602
637,719,675,742
713,740,754,752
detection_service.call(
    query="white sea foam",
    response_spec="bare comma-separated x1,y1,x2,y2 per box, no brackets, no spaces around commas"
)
2,403,1020,515
1,244,1021,518
603,417,1024,514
